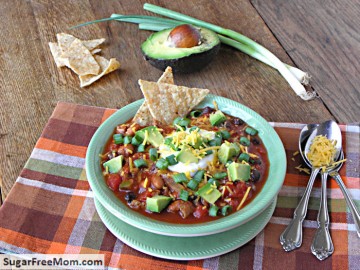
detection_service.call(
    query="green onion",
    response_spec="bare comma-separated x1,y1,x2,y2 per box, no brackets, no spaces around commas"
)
208,135,222,146
143,3,315,100
173,173,188,183
134,158,148,168
208,178,220,187
239,152,250,162
193,170,205,182
190,110,201,118
166,154,178,165
137,144,145,152
113,134,124,145
205,150,213,156
219,130,231,140
149,148,158,161
240,137,250,146
179,190,189,201
221,205,232,216
209,205,219,217
124,136,132,145
173,117,190,127
156,158,169,170
245,127,258,136
187,179,199,190
213,172,227,179
189,126,199,132
131,136,143,146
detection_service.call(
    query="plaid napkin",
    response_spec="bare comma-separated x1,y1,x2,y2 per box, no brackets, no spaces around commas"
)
0,102,359,270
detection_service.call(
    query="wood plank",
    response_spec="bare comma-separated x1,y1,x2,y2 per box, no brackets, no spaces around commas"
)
251,0,360,123
0,0,333,200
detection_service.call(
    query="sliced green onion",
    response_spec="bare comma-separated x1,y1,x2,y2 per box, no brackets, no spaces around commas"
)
208,178,220,187
156,158,169,170
208,135,222,146
173,173,188,183
190,110,201,118
209,205,219,217
213,172,227,179
173,117,190,127
113,134,124,145
193,170,205,182
205,150,213,156
131,136,143,146
187,179,199,190
239,152,250,162
219,130,231,140
166,154,178,165
189,126,199,132
179,190,189,201
134,158,148,168
149,148,158,161
221,205,232,216
137,144,145,152
240,137,250,146
245,127,258,136
124,136,132,145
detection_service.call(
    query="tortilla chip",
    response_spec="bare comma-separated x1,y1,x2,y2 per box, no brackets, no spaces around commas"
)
157,66,174,84
133,67,175,126
79,55,120,87
62,38,100,76
138,80,209,124
49,42,69,67
57,33,105,52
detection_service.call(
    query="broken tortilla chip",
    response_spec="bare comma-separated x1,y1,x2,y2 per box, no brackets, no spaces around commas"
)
61,38,100,76
133,67,174,126
57,33,105,52
138,79,209,125
49,42,69,67
79,55,120,87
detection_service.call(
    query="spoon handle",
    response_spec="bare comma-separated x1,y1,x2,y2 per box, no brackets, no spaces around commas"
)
311,171,334,260
331,172,360,238
280,168,320,251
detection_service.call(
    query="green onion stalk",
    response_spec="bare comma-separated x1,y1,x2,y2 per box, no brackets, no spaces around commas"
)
72,4,315,100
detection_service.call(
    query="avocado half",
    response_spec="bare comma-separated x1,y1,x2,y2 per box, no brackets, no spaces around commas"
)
141,26,220,73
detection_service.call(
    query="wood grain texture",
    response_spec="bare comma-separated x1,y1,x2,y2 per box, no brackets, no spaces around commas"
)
0,0,335,201
252,0,360,123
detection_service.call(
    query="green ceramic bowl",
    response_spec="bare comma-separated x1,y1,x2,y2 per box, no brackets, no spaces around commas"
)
86,94,286,237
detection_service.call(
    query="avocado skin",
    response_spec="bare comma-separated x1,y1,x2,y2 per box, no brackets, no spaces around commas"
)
142,43,220,73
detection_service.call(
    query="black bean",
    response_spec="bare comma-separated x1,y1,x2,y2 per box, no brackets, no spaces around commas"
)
250,158,262,165
252,138,260,145
224,120,232,129
233,118,244,125
125,192,136,203
251,170,261,182
201,106,213,115
188,194,198,201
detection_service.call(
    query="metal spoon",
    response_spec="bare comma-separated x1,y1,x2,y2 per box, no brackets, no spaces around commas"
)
304,120,342,260
302,126,360,238
280,124,320,251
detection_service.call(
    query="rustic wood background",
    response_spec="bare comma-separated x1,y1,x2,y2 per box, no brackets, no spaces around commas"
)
0,0,359,204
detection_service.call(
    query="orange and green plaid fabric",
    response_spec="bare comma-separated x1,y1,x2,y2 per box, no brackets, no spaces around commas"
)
0,102,359,270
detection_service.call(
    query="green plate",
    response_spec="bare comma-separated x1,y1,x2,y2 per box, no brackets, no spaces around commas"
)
94,197,277,260
86,94,286,236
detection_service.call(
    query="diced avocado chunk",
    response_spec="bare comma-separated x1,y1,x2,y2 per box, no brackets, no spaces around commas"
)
103,155,123,173
119,179,133,190
227,162,251,181
217,142,239,164
210,110,227,126
177,146,199,163
196,183,221,204
146,195,172,213
135,126,164,147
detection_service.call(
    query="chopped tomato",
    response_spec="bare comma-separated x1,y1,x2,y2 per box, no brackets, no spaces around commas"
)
193,205,209,219
107,174,122,191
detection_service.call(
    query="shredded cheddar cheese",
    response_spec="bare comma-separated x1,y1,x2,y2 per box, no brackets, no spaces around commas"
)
307,135,337,167
237,186,252,211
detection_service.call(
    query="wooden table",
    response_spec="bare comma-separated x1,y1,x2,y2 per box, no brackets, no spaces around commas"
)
0,0,359,204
